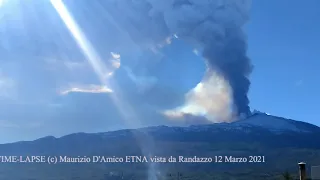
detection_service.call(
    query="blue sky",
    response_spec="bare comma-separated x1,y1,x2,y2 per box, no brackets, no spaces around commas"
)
247,0,320,125
0,0,319,143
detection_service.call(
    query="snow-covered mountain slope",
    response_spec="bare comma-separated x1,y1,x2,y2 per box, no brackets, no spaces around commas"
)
1,112,320,157
142,112,320,134
232,112,320,133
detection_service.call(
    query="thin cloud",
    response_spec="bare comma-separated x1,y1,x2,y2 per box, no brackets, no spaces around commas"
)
193,49,199,56
295,80,303,87
110,52,120,59
0,120,20,128
0,120,42,129
110,52,121,69
45,58,86,71
64,61,86,70
111,60,120,69
60,84,113,95
0,73,15,98
123,66,158,93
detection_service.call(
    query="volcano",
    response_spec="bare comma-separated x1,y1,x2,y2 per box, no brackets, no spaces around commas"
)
0,113,319,180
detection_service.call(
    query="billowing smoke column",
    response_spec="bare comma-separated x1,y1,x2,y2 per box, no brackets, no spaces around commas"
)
202,29,252,116
105,0,252,118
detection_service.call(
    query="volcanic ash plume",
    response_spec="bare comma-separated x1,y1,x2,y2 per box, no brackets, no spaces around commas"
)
105,0,253,119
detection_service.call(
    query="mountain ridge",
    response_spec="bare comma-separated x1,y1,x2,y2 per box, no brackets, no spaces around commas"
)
3,112,319,145
0,113,319,179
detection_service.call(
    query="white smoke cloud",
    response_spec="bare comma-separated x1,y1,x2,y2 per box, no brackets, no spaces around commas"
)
163,71,234,122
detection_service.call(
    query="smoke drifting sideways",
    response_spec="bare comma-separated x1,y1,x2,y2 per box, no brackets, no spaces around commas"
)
102,0,253,121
